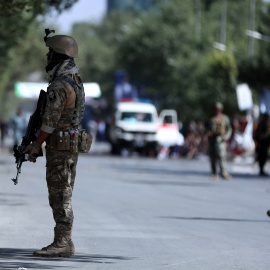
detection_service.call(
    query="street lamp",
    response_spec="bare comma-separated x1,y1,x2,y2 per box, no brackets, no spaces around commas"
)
195,0,201,40
246,29,270,43
213,0,227,51
213,42,227,51
249,0,256,56
220,0,227,45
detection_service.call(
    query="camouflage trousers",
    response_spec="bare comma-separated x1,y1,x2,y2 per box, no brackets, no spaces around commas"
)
45,147,78,231
208,137,228,175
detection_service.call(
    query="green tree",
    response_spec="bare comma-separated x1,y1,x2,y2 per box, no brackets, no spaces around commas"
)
0,0,78,72
117,1,197,105
0,0,78,116
114,0,267,121
71,11,138,100
238,1,270,93
3,0,270,124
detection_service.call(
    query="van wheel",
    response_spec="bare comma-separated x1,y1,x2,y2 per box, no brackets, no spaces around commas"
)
110,143,121,155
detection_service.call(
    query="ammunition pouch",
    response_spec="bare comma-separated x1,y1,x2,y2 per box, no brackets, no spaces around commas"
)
46,129,92,153
78,130,92,153
56,75,85,126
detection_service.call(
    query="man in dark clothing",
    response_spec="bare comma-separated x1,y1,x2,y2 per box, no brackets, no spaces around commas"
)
254,113,270,176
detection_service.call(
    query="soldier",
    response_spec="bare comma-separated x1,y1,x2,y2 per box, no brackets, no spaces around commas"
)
207,102,232,180
254,113,270,176
24,30,85,257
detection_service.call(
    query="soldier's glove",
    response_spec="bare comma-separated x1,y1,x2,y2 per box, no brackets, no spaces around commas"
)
24,141,41,163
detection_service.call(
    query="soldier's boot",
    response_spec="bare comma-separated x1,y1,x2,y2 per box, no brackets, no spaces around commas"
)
69,227,75,255
33,228,71,257
221,172,231,180
70,239,75,255
39,227,75,255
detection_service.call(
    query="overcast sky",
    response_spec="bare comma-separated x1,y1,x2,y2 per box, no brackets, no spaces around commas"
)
45,0,107,33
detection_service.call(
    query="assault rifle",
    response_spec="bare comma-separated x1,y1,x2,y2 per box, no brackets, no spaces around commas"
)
12,90,47,185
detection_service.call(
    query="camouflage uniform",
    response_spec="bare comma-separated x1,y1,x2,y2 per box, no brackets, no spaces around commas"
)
208,105,232,178
41,77,79,232
25,31,85,257
31,56,84,258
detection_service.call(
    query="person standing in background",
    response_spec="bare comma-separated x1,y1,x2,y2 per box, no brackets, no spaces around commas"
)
254,113,270,176
207,102,232,180
0,117,7,147
10,108,27,146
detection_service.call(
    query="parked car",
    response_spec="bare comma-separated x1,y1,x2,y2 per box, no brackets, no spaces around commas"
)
107,100,158,155
107,100,181,157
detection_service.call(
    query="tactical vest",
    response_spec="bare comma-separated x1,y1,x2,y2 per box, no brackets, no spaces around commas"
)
211,115,226,136
56,75,85,127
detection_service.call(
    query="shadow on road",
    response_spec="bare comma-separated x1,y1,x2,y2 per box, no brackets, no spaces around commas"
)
0,248,133,269
113,164,265,181
159,216,270,223
0,192,28,206
111,164,210,177
230,172,270,181
0,193,27,198
126,179,212,187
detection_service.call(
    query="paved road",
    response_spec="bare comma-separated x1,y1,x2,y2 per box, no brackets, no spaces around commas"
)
1,145,270,270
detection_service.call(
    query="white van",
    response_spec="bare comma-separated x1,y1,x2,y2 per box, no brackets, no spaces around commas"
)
107,101,159,155
107,100,181,156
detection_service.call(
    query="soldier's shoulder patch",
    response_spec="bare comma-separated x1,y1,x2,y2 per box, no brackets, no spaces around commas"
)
48,90,56,102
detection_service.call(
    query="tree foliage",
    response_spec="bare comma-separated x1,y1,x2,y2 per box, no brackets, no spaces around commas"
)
0,0,78,116
112,0,249,120
0,0,78,69
2,0,270,123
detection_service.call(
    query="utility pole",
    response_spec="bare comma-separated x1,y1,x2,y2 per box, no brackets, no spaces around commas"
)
195,0,201,40
220,0,227,45
213,0,228,51
249,0,256,57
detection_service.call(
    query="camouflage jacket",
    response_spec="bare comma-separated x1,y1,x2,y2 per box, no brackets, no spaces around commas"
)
209,114,232,142
41,77,77,134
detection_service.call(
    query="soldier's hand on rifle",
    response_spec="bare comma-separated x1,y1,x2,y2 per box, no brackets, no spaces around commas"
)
24,141,41,162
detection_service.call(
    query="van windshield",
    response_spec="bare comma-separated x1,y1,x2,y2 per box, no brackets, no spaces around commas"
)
121,112,153,123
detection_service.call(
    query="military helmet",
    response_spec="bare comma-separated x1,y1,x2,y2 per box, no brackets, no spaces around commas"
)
215,102,223,110
46,35,78,58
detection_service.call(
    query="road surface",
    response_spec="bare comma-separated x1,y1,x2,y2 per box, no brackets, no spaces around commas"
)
0,145,270,269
